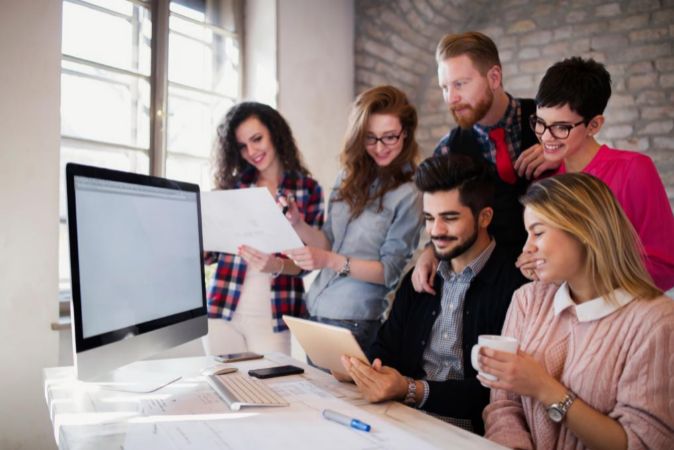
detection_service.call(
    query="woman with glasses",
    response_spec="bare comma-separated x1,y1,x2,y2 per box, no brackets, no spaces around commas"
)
284,85,423,351
204,102,324,356
481,173,673,450
517,57,674,291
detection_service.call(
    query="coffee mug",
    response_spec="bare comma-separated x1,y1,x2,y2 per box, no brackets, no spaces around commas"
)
470,335,518,381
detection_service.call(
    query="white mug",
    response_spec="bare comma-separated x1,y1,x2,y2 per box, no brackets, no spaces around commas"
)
470,335,518,381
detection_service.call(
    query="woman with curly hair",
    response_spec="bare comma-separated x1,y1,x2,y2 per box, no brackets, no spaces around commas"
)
204,102,324,356
284,86,423,351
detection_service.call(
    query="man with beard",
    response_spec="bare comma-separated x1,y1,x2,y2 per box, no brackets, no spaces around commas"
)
337,155,527,435
413,31,554,294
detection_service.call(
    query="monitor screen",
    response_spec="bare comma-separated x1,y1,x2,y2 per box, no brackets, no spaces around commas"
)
66,163,207,383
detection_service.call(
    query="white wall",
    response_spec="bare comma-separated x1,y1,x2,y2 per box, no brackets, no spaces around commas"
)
0,1,61,449
244,0,278,106
277,0,354,192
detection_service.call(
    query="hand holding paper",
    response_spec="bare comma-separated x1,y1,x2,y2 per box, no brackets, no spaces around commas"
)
285,246,333,271
201,188,303,254
238,245,282,273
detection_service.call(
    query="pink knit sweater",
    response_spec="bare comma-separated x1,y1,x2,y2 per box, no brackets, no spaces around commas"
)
484,282,674,450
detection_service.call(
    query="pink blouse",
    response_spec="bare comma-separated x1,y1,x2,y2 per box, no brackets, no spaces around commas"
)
484,282,674,450
557,145,674,290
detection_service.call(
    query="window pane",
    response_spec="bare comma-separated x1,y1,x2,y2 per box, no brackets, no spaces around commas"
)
61,60,150,148
166,85,234,158
168,16,239,96
59,0,241,295
62,0,151,76
58,145,149,219
166,154,213,191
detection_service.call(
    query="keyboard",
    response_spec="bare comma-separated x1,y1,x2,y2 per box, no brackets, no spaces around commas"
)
205,372,289,411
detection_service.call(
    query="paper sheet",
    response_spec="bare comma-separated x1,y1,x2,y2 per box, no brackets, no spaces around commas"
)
126,381,440,450
200,188,304,254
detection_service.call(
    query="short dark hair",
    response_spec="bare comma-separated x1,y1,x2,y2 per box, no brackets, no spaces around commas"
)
414,154,495,217
535,57,612,122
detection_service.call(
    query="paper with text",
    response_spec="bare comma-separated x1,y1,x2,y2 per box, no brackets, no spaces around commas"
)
201,188,303,254
127,380,439,450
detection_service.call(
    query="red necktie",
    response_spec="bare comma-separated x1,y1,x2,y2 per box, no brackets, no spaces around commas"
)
488,127,517,184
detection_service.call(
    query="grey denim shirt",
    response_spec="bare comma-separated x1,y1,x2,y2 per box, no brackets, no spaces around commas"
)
305,173,423,320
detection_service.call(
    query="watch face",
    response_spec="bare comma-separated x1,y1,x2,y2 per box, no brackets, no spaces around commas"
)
548,406,563,423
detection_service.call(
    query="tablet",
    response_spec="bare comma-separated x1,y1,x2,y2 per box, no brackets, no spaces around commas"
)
282,316,370,373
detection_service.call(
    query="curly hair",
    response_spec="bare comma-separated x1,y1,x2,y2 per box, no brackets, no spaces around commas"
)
337,85,419,218
213,102,309,189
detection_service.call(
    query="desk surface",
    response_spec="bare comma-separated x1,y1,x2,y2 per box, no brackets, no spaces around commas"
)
44,353,507,450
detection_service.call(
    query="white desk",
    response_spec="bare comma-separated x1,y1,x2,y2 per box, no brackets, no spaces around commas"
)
44,353,507,450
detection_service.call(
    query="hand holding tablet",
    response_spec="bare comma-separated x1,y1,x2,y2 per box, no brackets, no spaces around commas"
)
282,316,370,374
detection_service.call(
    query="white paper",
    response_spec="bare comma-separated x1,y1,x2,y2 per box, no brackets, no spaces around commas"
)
201,188,304,254
141,389,229,416
125,391,440,450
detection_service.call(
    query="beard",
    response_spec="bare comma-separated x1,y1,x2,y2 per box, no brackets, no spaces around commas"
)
432,223,479,262
451,87,494,129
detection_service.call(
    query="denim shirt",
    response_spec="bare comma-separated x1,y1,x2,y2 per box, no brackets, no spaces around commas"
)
305,173,423,320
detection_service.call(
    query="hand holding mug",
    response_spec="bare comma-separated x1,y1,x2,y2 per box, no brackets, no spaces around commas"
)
474,342,562,402
471,335,518,382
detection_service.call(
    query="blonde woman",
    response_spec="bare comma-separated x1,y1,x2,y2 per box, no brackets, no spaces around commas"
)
479,173,673,449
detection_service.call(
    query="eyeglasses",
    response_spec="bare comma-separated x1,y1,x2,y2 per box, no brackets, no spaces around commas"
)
529,115,585,139
364,130,404,147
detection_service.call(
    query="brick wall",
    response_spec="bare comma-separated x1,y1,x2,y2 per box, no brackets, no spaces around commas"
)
355,0,674,197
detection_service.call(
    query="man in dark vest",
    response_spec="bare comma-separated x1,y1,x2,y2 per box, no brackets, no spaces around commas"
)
412,31,555,293
337,155,527,434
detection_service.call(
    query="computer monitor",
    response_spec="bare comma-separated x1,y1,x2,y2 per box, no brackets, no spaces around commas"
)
66,163,207,390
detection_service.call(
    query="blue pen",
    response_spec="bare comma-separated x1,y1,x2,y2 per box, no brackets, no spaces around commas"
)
322,409,371,432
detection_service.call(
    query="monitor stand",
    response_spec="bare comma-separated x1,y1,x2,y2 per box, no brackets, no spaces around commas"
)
84,360,183,393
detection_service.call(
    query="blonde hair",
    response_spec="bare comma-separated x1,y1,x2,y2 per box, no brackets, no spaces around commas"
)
521,173,661,303
435,31,501,75
338,85,419,218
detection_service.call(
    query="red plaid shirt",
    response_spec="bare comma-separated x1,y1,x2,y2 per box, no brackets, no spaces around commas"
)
205,169,324,332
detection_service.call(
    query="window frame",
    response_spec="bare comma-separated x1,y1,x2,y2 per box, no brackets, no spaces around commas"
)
58,0,242,308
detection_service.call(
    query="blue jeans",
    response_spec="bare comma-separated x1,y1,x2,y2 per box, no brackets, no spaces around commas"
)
306,316,381,371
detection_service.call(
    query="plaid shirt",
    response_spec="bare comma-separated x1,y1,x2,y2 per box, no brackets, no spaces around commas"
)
205,169,324,332
434,94,524,164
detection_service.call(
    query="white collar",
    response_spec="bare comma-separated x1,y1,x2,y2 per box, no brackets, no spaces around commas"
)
553,282,635,322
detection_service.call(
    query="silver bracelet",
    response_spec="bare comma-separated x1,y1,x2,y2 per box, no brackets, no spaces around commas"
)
271,257,284,278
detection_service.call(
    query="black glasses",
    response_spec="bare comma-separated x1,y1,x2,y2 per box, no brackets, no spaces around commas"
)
364,130,404,147
529,115,585,139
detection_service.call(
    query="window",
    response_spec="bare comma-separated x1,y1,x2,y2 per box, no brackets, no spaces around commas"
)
59,0,241,296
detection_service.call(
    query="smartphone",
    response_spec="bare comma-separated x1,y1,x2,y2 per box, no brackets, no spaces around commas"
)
248,365,304,379
213,352,264,363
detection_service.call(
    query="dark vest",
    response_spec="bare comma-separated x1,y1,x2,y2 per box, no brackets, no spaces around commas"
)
444,99,537,250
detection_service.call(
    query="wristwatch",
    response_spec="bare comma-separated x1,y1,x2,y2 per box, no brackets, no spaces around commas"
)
337,256,351,277
403,377,417,406
547,391,576,423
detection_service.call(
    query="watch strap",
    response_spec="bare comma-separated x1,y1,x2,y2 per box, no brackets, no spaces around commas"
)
338,256,351,277
403,377,417,406
548,390,576,422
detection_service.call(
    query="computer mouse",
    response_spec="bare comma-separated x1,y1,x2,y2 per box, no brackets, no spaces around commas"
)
203,366,238,376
